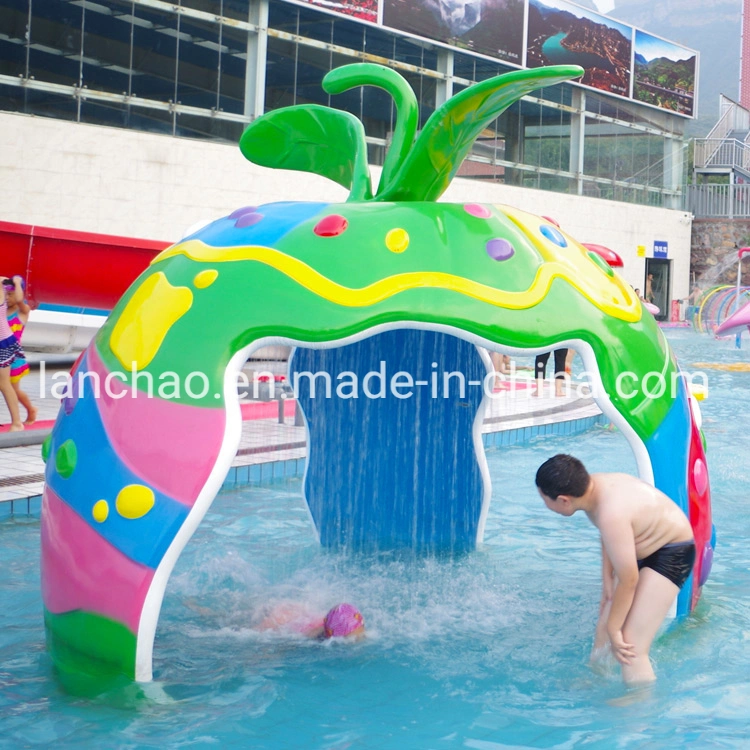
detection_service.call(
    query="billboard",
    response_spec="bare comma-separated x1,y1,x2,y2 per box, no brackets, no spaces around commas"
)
633,30,696,117
301,0,379,22
382,0,525,65
295,0,698,117
526,0,631,97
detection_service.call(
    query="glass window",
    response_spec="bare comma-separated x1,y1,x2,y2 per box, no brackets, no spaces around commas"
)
219,25,247,115
0,81,25,114
331,17,364,52
363,25,395,60
453,52,476,81
23,87,77,122
393,36,425,69
222,0,252,22
181,0,248,21
268,0,299,32
177,16,223,110
176,111,244,142
79,98,137,130
28,0,82,88
265,36,299,110
361,83,393,142
1,0,29,78
293,43,329,105
130,3,178,105
80,0,133,96
181,0,224,14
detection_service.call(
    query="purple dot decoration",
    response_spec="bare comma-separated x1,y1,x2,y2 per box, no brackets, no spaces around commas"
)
699,543,713,587
235,212,264,228
228,205,258,220
540,224,567,247
486,238,514,261
62,375,80,416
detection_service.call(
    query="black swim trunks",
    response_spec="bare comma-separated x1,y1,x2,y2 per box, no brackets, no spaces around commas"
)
637,541,696,589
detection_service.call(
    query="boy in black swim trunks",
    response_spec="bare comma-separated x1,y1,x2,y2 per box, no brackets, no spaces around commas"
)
535,454,695,686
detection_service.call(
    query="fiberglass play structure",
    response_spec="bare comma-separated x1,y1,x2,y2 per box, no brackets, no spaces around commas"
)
40,63,714,687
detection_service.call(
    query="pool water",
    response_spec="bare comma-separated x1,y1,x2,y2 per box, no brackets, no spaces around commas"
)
3,330,750,748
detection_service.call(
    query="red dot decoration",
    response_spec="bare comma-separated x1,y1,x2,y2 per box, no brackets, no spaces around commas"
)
314,214,348,237
464,204,492,218
693,458,708,497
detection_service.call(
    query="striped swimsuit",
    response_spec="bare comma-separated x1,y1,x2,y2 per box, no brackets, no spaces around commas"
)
7,311,29,382
0,301,22,368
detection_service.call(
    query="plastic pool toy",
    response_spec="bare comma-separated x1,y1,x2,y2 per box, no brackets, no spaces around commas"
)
39,63,713,687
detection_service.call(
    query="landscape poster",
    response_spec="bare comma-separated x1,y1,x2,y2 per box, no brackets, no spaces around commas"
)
301,0,378,23
382,0,525,66
526,0,632,98
633,30,696,117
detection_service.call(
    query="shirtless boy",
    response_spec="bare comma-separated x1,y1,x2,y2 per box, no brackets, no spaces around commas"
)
535,454,695,685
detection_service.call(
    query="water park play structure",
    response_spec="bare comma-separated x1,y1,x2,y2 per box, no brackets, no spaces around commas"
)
693,248,750,338
38,63,714,687
694,285,750,334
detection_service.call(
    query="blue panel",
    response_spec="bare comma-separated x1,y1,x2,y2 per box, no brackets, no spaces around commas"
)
188,202,329,248
39,303,109,314
293,330,487,552
46,354,190,569
645,383,692,617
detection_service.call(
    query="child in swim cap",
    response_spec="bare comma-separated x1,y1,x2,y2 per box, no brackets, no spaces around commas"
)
323,603,365,639
253,601,365,640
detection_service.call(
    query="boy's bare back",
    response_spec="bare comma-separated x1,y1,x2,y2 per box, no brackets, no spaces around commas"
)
536,456,696,685
587,472,693,561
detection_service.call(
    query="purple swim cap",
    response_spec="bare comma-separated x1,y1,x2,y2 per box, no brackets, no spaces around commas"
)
2,275,24,290
323,603,364,638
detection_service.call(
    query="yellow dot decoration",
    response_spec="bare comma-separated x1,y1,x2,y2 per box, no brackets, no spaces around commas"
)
385,228,409,253
193,269,218,289
109,272,193,370
116,484,155,520
92,500,109,523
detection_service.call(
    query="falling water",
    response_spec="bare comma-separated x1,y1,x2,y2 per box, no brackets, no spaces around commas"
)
696,251,742,288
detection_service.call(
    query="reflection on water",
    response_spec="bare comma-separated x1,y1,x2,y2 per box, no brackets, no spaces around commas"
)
2,331,750,748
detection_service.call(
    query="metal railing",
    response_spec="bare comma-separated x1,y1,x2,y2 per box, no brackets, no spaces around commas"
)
693,138,750,172
705,95,750,141
683,183,750,218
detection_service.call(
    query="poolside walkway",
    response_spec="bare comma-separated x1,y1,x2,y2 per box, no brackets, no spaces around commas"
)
0,361,605,509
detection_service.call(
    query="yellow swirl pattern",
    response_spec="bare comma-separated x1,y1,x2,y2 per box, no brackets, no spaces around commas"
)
153,239,640,323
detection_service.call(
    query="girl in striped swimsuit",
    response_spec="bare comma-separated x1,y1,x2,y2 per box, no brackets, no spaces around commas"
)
0,276,23,431
4,276,35,424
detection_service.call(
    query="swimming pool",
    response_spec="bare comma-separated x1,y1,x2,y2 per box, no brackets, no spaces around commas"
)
2,330,750,748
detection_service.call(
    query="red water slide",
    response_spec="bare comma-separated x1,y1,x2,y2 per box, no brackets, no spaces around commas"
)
0,221,170,310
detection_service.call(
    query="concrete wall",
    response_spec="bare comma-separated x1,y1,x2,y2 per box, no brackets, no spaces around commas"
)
2,111,692,300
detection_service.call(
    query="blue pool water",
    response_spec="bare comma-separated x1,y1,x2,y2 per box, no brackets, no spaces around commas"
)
2,330,750,748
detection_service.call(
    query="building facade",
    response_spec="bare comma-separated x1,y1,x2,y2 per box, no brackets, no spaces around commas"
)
1,0,694,206
1,0,697,307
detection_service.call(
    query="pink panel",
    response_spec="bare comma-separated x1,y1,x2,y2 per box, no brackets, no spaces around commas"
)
88,345,226,504
41,487,154,633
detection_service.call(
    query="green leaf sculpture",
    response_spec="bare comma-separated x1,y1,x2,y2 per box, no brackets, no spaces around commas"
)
239,105,373,201
240,63,583,203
